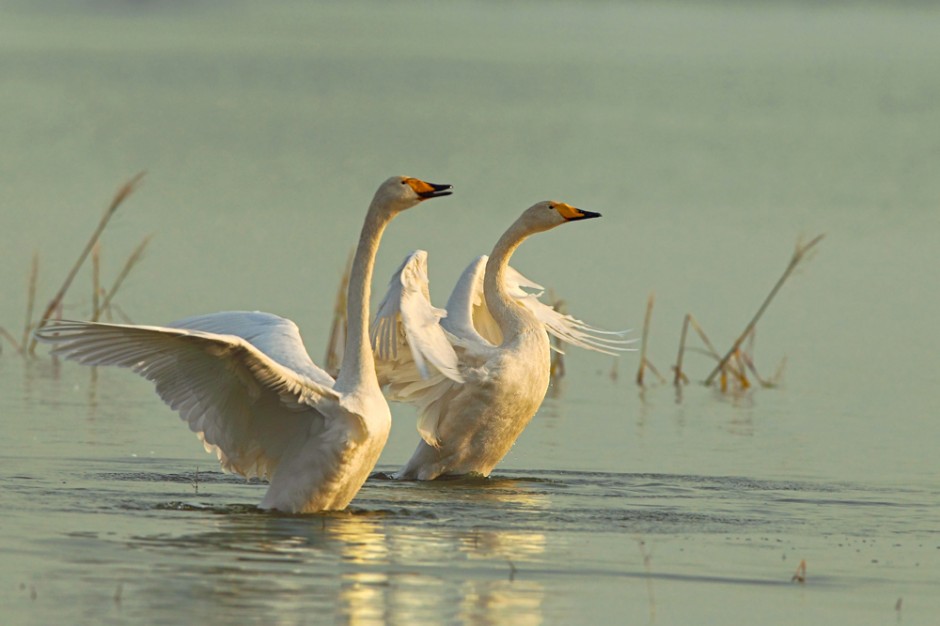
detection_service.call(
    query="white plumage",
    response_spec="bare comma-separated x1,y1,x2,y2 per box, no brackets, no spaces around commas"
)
371,201,632,480
35,176,453,512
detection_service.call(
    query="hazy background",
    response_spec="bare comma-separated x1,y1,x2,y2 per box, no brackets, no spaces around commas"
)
1,1,939,624
3,0,938,481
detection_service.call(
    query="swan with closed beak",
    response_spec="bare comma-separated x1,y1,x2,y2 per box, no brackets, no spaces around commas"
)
36,176,452,512
372,201,625,480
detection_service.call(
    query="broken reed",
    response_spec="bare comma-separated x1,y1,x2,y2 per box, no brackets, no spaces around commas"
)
93,234,153,322
703,234,824,387
2,172,149,356
635,292,666,386
0,253,40,355
637,234,823,391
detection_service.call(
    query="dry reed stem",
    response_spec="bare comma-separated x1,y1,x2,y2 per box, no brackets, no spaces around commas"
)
1,326,22,354
732,349,750,389
21,251,40,352
689,315,724,363
92,242,101,322
704,234,824,387
103,302,134,324
636,292,655,386
94,234,153,322
108,303,135,324
673,314,692,385
674,313,749,386
740,329,786,387
643,359,667,384
324,250,353,376
738,347,774,388
29,172,146,354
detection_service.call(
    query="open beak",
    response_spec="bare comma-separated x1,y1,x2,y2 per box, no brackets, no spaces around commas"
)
406,178,454,199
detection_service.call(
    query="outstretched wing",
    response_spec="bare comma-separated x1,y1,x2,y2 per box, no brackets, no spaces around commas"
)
35,314,349,480
371,251,463,383
504,266,635,356
169,311,337,388
372,252,494,448
445,256,633,355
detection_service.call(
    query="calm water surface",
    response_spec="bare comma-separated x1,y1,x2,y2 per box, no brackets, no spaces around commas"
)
2,1,939,624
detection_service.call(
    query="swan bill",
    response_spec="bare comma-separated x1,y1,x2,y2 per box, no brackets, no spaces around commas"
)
405,178,453,199
555,202,601,221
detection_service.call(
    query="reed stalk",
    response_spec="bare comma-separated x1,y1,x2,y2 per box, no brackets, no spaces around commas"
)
92,242,101,322
21,251,40,352
704,234,824,387
28,172,146,354
94,234,153,322
0,327,21,354
635,292,655,386
673,314,692,385
108,302,135,324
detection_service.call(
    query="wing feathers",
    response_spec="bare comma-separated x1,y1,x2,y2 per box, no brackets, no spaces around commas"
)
35,319,341,479
372,252,633,449
371,251,463,384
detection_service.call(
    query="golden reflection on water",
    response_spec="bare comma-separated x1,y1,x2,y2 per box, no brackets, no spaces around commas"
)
318,505,548,625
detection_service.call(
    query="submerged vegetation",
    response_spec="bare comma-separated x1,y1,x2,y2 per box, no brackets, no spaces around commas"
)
0,173,149,357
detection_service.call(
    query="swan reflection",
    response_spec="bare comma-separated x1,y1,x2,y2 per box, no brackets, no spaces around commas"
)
326,514,547,625
127,474,552,625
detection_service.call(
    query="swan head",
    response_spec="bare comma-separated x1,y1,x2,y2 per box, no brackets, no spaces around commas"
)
518,201,601,233
372,176,453,213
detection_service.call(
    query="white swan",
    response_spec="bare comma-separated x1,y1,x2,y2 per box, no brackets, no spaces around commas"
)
35,176,453,512
371,201,630,480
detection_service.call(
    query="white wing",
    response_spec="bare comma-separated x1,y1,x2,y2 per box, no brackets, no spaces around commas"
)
372,252,631,448
372,252,493,448
446,255,633,355
371,251,463,383
169,311,337,388
441,255,500,346
35,314,349,480
505,265,635,356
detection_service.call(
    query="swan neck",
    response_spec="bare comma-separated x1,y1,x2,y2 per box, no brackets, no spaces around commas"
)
334,202,390,392
484,219,535,342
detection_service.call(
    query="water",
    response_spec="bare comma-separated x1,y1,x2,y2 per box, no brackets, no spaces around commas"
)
2,1,940,624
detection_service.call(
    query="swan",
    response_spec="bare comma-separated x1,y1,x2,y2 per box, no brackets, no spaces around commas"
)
371,201,630,480
34,175,453,512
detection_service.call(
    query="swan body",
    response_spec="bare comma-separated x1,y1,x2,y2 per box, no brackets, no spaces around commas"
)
372,201,628,480
35,176,452,512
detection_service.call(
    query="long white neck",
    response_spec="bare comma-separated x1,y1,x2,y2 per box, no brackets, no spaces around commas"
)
333,201,392,393
484,218,541,344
